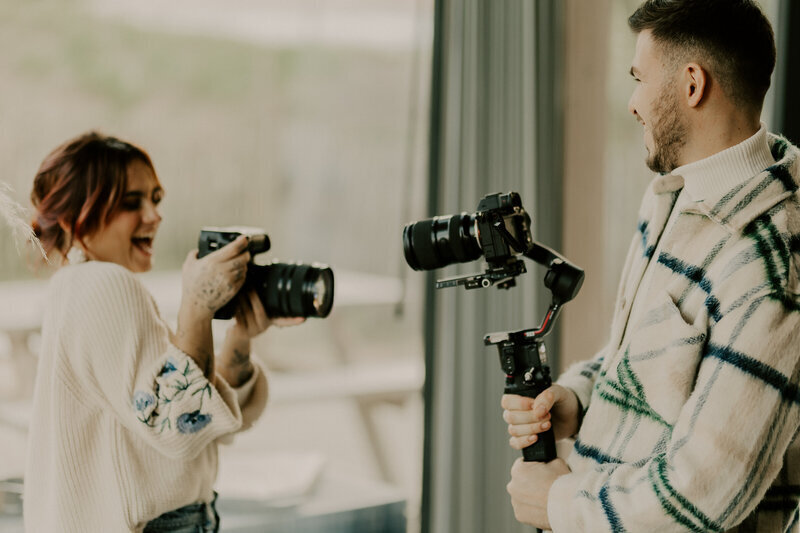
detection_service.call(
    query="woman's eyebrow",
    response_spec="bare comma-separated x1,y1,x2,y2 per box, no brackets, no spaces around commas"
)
123,186,163,197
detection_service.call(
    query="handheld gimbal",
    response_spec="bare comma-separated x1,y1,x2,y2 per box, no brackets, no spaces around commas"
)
403,192,584,463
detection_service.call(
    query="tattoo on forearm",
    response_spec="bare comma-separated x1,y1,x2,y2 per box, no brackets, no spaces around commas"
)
237,365,254,384
233,348,250,366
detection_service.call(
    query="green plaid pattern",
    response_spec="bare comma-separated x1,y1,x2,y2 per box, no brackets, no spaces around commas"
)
551,135,800,532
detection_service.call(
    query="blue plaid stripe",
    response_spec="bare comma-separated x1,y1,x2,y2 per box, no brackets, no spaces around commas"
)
657,253,723,321
705,343,800,405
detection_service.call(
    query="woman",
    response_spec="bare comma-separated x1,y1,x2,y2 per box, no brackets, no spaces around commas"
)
24,131,299,532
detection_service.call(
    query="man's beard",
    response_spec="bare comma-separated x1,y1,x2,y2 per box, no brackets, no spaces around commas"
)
645,85,687,174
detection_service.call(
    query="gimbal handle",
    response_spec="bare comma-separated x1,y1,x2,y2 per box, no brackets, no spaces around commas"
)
485,325,559,463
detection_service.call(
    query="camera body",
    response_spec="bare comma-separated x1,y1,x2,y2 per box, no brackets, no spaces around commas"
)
403,192,534,289
197,226,334,320
473,191,533,267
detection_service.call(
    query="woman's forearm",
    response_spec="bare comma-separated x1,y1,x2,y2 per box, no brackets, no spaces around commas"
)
173,300,216,384
217,328,254,387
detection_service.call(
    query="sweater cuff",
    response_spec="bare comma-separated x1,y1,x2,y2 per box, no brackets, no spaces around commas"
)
556,375,592,423
547,471,581,532
232,359,268,431
216,359,268,432
231,362,259,405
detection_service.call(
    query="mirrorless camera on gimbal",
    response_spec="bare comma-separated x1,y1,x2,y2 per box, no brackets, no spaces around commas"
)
197,227,334,321
403,192,584,463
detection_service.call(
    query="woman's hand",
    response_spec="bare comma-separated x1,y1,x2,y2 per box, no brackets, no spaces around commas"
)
217,290,305,387
502,385,581,450
173,235,250,380
180,234,251,318
230,289,305,341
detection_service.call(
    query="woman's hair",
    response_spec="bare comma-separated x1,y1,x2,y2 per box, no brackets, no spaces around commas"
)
31,131,155,260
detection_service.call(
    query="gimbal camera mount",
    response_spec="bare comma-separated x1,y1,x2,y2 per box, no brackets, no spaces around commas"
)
435,208,585,463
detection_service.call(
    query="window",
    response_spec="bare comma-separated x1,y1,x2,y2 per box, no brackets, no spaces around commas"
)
0,1,432,530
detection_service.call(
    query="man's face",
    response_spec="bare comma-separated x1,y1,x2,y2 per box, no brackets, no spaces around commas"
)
628,30,687,174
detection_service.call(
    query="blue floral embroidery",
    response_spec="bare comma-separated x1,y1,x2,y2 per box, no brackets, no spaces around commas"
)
176,411,212,434
159,357,178,376
134,356,215,434
133,391,155,412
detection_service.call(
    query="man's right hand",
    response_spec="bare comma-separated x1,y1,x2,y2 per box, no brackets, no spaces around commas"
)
502,385,581,450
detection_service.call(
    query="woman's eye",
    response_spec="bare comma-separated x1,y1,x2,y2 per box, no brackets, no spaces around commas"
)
121,199,141,211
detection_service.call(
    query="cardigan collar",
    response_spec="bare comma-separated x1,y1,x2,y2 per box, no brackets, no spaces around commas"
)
675,124,775,203
650,131,800,233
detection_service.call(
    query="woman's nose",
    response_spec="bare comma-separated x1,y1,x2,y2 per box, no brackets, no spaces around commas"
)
143,202,162,224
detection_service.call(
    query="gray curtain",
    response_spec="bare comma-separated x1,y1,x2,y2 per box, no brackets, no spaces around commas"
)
422,1,564,532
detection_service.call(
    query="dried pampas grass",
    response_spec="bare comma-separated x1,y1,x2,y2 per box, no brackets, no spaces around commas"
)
0,182,48,262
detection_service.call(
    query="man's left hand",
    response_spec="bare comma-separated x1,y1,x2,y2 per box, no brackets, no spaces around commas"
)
507,457,571,529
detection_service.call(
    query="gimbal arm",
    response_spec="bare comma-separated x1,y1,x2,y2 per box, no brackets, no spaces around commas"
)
523,242,585,306
489,213,585,304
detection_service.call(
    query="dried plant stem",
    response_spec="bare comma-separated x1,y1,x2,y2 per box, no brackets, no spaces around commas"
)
0,182,48,262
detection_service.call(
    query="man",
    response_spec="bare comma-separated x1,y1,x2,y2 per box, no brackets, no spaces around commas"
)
502,0,800,531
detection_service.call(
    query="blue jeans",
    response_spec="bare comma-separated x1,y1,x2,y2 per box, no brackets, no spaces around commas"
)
143,492,219,533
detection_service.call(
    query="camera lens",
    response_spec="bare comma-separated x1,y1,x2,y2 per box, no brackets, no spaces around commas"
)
402,213,482,271
255,262,335,318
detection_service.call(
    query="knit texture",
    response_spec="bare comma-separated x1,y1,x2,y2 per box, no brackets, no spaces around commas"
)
23,261,268,532
552,133,800,532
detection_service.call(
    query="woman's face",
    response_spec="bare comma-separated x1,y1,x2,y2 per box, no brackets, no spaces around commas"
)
81,159,163,272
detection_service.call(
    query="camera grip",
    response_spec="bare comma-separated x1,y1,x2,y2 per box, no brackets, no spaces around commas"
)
522,427,556,462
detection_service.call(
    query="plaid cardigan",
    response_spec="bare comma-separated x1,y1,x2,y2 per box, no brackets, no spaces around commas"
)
551,134,800,532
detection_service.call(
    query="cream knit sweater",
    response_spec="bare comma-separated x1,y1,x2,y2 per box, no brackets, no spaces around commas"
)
23,260,268,532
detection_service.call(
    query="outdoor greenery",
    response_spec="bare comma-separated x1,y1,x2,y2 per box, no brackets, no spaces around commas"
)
0,0,430,283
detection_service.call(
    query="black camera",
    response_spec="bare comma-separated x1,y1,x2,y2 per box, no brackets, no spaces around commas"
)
402,192,585,465
197,226,334,320
403,192,533,290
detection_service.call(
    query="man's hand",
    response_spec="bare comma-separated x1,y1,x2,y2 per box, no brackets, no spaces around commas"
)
507,457,570,529
502,384,581,449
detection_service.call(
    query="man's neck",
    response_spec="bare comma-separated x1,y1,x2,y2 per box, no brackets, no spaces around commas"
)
679,113,761,168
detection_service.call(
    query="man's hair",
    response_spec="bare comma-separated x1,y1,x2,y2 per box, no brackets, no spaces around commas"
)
628,0,776,111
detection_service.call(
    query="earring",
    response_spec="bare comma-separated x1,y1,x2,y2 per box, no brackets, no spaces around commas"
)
66,247,87,264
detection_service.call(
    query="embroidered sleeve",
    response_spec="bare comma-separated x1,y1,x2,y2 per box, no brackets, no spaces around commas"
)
64,263,242,460
134,355,217,435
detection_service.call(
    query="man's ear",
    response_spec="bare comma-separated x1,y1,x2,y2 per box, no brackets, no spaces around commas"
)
684,63,707,108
